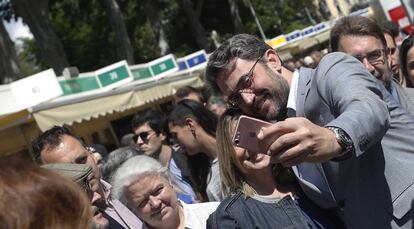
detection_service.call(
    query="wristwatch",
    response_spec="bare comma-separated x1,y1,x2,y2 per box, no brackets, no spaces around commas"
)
325,126,354,161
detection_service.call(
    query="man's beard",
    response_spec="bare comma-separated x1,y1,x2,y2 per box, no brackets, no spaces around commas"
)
375,56,393,90
92,221,110,229
258,66,289,121
91,196,110,229
381,64,393,90
91,209,110,229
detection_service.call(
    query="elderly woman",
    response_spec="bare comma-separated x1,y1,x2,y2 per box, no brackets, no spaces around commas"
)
207,109,339,228
112,155,219,229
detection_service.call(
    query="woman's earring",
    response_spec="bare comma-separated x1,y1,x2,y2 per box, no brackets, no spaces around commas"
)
191,128,196,137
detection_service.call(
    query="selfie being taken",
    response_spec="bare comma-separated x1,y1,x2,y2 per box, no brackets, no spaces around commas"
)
2,1,414,229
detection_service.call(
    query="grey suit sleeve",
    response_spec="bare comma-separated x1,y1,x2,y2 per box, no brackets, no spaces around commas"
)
314,52,390,157
396,84,414,116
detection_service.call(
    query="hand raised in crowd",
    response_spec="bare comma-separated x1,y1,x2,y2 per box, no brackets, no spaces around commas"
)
257,117,342,167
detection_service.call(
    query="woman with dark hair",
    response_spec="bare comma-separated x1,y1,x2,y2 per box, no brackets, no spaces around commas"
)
168,99,223,202
400,34,414,87
208,109,340,228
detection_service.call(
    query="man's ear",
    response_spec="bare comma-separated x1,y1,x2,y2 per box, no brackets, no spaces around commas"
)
264,49,282,73
159,132,167,141
185,118,197,138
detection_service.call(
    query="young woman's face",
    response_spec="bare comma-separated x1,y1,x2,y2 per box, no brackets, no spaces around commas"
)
126,174,179,228
406,46,414,85
230,120,271,174
168,123,200,155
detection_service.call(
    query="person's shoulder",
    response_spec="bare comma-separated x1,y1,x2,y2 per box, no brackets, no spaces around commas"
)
214,190,245,213
207,191,245,228
318,52,357,66
316,52,373,81
401,85,414,95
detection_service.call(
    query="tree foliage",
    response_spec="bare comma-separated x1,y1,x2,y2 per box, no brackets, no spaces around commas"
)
6,0,323,76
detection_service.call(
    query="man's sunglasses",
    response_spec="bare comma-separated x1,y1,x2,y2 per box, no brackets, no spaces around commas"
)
352,48,385,65
133,131,154,142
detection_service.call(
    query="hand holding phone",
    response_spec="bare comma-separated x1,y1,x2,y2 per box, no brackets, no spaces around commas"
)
232,115,272,154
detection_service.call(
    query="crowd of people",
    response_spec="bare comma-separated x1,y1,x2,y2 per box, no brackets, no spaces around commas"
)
1,15,414,228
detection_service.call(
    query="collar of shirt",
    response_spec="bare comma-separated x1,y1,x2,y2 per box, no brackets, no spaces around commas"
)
389,81,401,104
100,179,113,207
287,70,300,111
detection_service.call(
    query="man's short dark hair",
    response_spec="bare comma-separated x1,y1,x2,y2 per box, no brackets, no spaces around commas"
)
32,126,77,163
131,110,166,134
330,16,387,52
206,34,272,94
174,86,204,103
383,21,399,38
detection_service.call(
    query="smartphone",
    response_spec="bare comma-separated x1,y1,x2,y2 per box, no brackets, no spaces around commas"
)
232,115,272,154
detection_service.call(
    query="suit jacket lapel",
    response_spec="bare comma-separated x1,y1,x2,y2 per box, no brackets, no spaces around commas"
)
293,68,337,208
295,68,313,117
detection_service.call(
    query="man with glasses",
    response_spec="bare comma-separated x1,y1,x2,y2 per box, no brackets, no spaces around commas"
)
206,33,414,228
131,110,197,203
32,126,142,229
330,15,414,116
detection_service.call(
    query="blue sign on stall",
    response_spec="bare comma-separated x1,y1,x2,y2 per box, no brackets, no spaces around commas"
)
186,51,207,68
177,60,188,71
314,22,329,32
176,50,207,72
301,26,315,37
286,30,301,42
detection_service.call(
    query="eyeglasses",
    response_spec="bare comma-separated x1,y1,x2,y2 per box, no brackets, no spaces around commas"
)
352,48,385,65
227,56,262,107
81,179,93,196
133,131,155,142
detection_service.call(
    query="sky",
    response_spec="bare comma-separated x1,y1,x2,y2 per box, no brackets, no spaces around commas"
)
3,18,33,43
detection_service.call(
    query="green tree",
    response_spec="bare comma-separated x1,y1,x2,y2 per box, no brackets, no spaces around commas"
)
11,0,69,75
48,0,120,72
239,0,320,38
0,20,22,83
101,0,134,64
14,0,323,76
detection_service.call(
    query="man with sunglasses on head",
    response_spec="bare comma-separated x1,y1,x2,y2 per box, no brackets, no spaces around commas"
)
32,126,142,229
131,110,197,203
330,15,414,117
206,32,414,228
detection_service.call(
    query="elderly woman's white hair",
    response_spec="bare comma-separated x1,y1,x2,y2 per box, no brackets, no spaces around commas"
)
111,155,169,204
